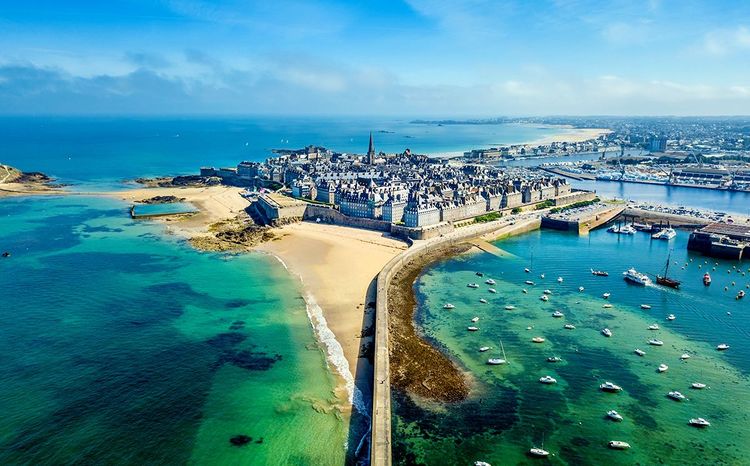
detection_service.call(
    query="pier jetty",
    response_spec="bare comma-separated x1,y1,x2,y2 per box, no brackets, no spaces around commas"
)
688,223,750,260
542,203,624,234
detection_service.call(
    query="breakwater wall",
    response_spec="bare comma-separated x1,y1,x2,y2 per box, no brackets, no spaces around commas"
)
370,216,541,466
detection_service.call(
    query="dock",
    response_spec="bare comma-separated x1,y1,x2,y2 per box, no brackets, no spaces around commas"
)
542,204,625,234
688,223,750,260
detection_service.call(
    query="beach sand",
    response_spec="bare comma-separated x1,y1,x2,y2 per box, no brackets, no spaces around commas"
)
258,222,407,406
530,126,612,145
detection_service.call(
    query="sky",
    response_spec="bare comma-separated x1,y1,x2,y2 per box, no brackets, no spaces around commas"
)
0,0,749,116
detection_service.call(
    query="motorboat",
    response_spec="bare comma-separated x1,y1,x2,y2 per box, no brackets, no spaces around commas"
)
540,295,549,302
658,364,669,372
738,290,746,300
547,356,562,362
504,305,516,310
648,324,660,330
488,288,497,294
540,273,545,279
539,375,557,384
485,279,496,285
552,310,564,318
667,391,686,401
607,410,623,422
471,317,480,323
608,224,636,235
608,441,631,450
524,268,531,273
640,304,652,310
667,314,676,321
528,448,549,458
634,348,646,356
525,280,535,285
543,289,552,295
475,272,484,277
602,328,613,337
600,381,623,392
680,353,690,360
467,326,479,331
592,269,609,276
602,292,611,298
522,289,528,294
689,418,711,428
479,346,491,352
652,228,677,240
564,323,576,329
648,339,664,346
532,336,545,343
603,304,613,309
487,358,506,365
467,283,480,288
691,382,706,389
557,277,563,283
443,303,456,309
578,286,584,292
717,343,730,351
623,268,650,285
479,298,488,304
474,461,491,466
703,273,712,286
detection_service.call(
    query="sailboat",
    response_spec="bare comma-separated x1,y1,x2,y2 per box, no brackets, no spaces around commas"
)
528,432,550,458
487,340,508,365
656,250,681,289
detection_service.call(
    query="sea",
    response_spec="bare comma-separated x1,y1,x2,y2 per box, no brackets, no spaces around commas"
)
0,117,569,465
1,117,749,465
393,228,750,465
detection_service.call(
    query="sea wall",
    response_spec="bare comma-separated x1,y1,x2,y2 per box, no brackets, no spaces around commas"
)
370,216,542,466
303,204,392,232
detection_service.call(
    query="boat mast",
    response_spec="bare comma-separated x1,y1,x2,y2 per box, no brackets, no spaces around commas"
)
664,250,671,277
500,339,508,363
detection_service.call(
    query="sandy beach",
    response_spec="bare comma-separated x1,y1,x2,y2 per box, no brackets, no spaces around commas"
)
258,222,407,407
529,126,612,145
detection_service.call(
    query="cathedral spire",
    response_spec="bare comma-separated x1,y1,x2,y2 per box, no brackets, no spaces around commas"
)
367,131,375,164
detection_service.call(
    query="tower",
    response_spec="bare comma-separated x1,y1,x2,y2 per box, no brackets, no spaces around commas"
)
367,131,376,164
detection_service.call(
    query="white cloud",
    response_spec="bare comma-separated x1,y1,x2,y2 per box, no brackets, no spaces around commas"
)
700,26,750,56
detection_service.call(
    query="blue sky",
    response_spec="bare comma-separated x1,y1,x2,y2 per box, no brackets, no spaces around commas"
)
1,0,749,115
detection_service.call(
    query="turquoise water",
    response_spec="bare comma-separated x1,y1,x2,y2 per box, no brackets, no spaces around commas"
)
0,196,348,465
393,228,750,465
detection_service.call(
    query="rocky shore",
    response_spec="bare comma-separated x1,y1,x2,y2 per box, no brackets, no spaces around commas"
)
388,243,472,402
189,214,277,252
137,195,186,204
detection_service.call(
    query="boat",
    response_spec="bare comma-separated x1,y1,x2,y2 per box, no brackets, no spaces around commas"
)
667,314,676,321
474,461,491,466
648,339,664,346
1,251,10,258
680,353,690,360
602,292,611,299
634,348,646,356
602,328,613,337
547,356,562,362
525,268,531,273
487,358,506,365
608,223,636,235
525,280,535,285
522,289,528,294
717,343,730,351
476,272,484,277
608,441,631,450
648,324,660,330
738,290,746,300
552,310,564,318
557,277,563,283
691,382,706,389
656,251,681,289
658,364,669,372
467,326,479,331
528,448,549,458
703,273,712,286
468,283,480,288
443,303,456,309
471,317,480,323
667,391,686,401
479,346,491,352
543,289,552,294
652,227,677,240
540,295,549,301
640,304,652,309
603,304,613,309
578,286,584,291
607,410,624,421
504,305,516,310
485,279,496,285
689,418,711,428
540,273,545,279
600,381,623,392
623,268,651,285
488,288,497,294
564,323,576,330
539,375,557,384
532,336,545,343
479,298,488,304
592,269,609,277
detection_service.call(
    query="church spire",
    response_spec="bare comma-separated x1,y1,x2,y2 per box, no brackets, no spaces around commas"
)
367,131,375,164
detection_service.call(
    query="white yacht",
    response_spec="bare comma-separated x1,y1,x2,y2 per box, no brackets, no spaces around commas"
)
525,280,535,285
479,298,488,304
547,356,562,362
623,268,651,285
532,336,546,343
543,289,552,294
648,339,664,346
578,286,584,292
607,410,624,422
443,303,455,309
640,304,652,309
485,278,496,285
504,305,516,310
603,292,611,299
648,324,660,330
557,276,563,283
652,228,677,240
540,273,545,279
668,391,686,401
717,343,730,351
658,364,669,372
602,328,613,337
667,314,676,321
528,448,549,458
479,346,491,352
539,375,557,384
474,461,492,466
467,283,480,288
603,304,613,309
467,326,479,331
488,288,497,294
552,310,564,318
634,348,646,356
487,358,506,365
524,268,531,273
691,382,707,389
608,441,631,450
564,323,576,330
600,381,623,392
608,224,636,235
680,353,690,360
689,418,711,428
471,316,480,323
522,289,528,294
540,295,549,302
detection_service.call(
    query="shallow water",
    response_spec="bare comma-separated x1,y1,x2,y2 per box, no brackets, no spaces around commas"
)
0,196,348,464
393,228,750,465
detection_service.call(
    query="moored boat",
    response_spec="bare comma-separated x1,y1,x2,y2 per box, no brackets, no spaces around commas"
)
564,323,576,329
485,278,496,285
608,441,631,450
479,298,488,304
640,304,652,309
504,305,516,310
468,283,480,288
602,292,611,298
607,410,623,422
691,382,707,389
528,448,549,458
689,417,711,428
539,375,557,384
648,339,664,346
547,356,562,362
634,348,646,356
540,295,549,301
668,391,686,401
488,288,497,293
703,273,712,286
648,324,660,330
467,326,479,331
479,346,491,352
600,381,623,392
443,303,455,309
592,269,609,276
717,343,730,351
602,328,612,337
552,310,564,318
471,316,480,323
680,353,690,360
532,336,545,343
487,358,506,365
658,363,669,372
667,314,676,321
